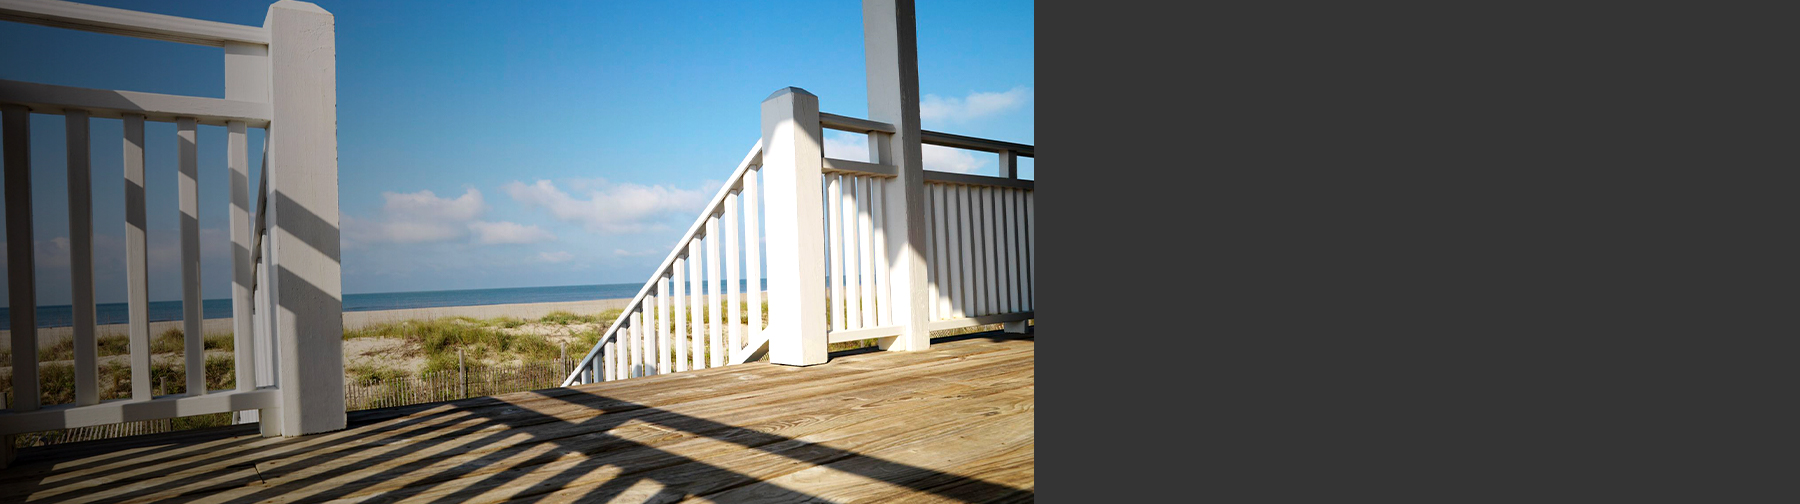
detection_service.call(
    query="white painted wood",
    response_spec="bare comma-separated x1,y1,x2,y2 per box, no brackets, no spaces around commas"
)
1025,191,1035,310
982,186,999,316
818,112,896,134
743,166,762,344
842,176,862,330
827,174,846,332
64,109,99,407
927,312,1034,332
706,216,724,368
922,183,937,321
0,79,271,127
673,257,689,372
821,157,898,178
226,36,268,392
0,0,269,47
871,177,892,326
603,340,616,382
688,240,706,370
123,114,151,401
922,171,1034,191
855,177,876,328
944,184,965,319
998,150,1017,179
0,388,280,436
178,117,206,396
267,0,343,435
760,87,829,366
555,141,767,386
630,311,643,378
725,193,742,363
657,279,671,375
922,129,1034,157
228,120,256,392
827,325,904,344
647,296,659,375
1002,188,1018,314
930,183,949,320
865,0,932,352
3,104,37,412
970,185,988,317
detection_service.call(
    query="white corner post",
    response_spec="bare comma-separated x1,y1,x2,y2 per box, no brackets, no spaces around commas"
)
225,38,268,425
266,0,343,435
761,87,829,366
864,0,931,351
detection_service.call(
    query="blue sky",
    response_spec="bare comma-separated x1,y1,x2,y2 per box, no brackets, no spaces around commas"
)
0,0,1033,306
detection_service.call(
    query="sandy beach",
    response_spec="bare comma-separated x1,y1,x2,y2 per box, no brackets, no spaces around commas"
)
1,292,770,350
1,297,648,350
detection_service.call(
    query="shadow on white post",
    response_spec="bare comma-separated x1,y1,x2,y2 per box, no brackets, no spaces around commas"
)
266,0,344,436
760,87,829,366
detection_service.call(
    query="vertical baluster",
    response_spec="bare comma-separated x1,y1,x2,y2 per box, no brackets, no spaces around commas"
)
630,310,644,377
1025,190,1035,309
983,186,999,316
177,117,205,395
3,104,38,410
827,174,845,331
65,110,99,406
707,215,723,368
945,184,965,319
688,240,705,370
744,166,763,342
1002,188,1018,314
871,177,891,326
973,187,988,316
658,276,671,374
928,182,943,320
603,340,616,381
858,176,877,327
932,184,950,320
726,191,742,362
844,176,862,330
673,258,689,372
644,295,657,375
226,120,257,394
959,185,978,317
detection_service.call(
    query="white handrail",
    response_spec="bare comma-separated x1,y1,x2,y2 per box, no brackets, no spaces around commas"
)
0,78,273,127
562,140,764,387
0,0,269,47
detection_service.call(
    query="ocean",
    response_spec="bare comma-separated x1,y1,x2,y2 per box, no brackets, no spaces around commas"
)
0,280,769,329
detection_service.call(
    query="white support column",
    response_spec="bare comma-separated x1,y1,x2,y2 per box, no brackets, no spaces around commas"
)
3,104,38,412
226,40,267,398
67,109,99,406
760,87,828,366
864,0,931,351
266,0,343,435
123,114,152,401
178,117,205,396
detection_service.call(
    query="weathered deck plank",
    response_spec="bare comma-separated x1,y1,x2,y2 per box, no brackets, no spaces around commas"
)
3,332,1033,503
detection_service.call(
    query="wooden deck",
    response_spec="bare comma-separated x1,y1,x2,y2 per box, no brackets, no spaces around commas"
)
0,332,1034,503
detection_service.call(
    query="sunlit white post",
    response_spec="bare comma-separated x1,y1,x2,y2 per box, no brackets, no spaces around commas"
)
760,87,828,366
865,0,931,351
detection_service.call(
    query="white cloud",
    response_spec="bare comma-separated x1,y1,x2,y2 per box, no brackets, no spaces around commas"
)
920,86,1033,124
827,131,988,174
343,188,487,245
468,221,555,245
923,144,987,174
503,178,710,234
824,132,870,162
538,251,575,263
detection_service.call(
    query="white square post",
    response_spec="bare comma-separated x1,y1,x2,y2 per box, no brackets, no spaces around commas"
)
265,0,344,435
864,0,932,351
760,87,829,366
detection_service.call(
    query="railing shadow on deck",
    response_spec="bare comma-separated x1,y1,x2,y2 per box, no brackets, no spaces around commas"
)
4,333,1034,503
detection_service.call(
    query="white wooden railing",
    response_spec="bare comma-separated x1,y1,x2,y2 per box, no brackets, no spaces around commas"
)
564,86,1033,386
0,0,343,458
